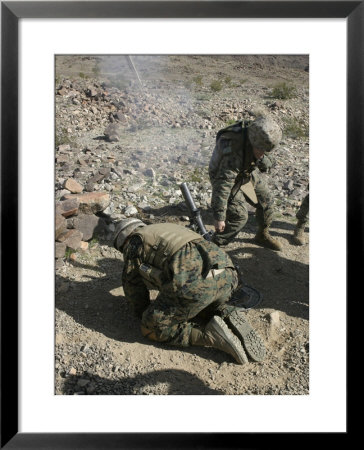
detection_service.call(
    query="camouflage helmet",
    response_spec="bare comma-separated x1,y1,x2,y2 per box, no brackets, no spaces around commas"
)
113,218,145,251
247,116,282,152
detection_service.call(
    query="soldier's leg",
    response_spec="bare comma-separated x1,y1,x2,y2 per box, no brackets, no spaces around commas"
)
296,193,309,223
140,242,225,346
212,190,248,246
252,171,282,251
141,269,237,347
140,262,249,363
193,267,238,320
293,194,309,245
202,268,266,362
140,293,196,347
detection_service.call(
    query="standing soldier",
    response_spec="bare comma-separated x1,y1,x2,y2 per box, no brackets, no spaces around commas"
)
209,116,282,250
292,193,309,245
114,218,266,365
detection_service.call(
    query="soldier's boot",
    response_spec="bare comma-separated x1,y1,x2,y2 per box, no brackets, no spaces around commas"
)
292,220,306,246
223,309,266,362
190,316,248,364
254,227,282,251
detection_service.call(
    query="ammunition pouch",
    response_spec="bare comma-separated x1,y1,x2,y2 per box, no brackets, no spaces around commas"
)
241,180,258,206
230,171,258,206
138,263,164,290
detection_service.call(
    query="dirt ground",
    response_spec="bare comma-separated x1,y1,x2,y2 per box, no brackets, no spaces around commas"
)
55,55,309,395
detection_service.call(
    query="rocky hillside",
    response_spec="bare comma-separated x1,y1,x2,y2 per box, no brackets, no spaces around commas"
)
55,55,309,396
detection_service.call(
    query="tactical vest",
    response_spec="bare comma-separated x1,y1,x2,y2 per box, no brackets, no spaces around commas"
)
209,120,251,181
134,223,203,289
209,120,259,204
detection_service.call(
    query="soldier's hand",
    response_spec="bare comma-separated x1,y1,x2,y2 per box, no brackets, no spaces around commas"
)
214,220,225,233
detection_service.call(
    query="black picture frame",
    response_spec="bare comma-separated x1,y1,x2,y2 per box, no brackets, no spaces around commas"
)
1,1,358,448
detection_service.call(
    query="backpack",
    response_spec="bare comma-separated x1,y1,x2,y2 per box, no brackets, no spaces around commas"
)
209,120,249,181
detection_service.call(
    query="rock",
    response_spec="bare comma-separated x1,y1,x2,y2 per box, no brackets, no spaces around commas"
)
63,192,110,214
138,202,151,212
104,123,121,142
269,311,280,326
58,189,71,199
86,173,107,192
187,144,200,152
86,87,98,97
58,144,71,152
127,183,145,193
102,205,114,216
79,241,89,251
57,229,76,242
56,155,70,164
55,214,67,239
69,253,77,262
99,168,111,177
56,198,80,218
55,242,67,259
73,214,101,241
85,181,95,192
144,168,156,178
62,229,83,250
57,87,68,96
124,205,138,216
115,111,127,122
55,259,64,269
64,178,83,194
283,180,294,190
69,367,77,376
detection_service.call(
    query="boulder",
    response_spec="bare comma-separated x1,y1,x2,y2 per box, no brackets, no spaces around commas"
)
62,230,83,250
56,198,80,218
64,178,83,194
63,192,110,214
55,242,67,259
73,214,101,241
55,214,67,239
104,123,121,142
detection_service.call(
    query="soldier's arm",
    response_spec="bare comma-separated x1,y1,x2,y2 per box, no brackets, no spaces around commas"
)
122,243,150,319
257,153,274,173
211,167,238,221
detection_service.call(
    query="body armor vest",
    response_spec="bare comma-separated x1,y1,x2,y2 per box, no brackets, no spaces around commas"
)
134,223,203,289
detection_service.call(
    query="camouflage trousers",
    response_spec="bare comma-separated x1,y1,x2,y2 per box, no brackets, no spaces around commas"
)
141,242,238,347
296,194,309,224
213,171,275,246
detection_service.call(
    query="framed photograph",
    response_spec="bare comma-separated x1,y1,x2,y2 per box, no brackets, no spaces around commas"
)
2,1,358,447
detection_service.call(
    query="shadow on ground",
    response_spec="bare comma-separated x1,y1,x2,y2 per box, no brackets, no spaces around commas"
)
60,369,223,395
228,245,309,320
56,258,235,365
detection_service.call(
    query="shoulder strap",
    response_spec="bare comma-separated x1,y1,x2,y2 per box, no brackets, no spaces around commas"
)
230,122,249,198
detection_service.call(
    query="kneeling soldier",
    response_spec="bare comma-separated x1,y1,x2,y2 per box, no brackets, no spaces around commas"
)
114,219,266,364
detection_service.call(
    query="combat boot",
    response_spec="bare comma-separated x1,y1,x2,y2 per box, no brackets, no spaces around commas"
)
190,316,248,364
224,309,266,362
254,227,282,251
292,220,306,246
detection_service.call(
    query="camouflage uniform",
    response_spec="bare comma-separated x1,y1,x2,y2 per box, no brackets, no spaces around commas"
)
209,120,275,246
292,193,309,245
296,193,309,224
122,226,238,347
